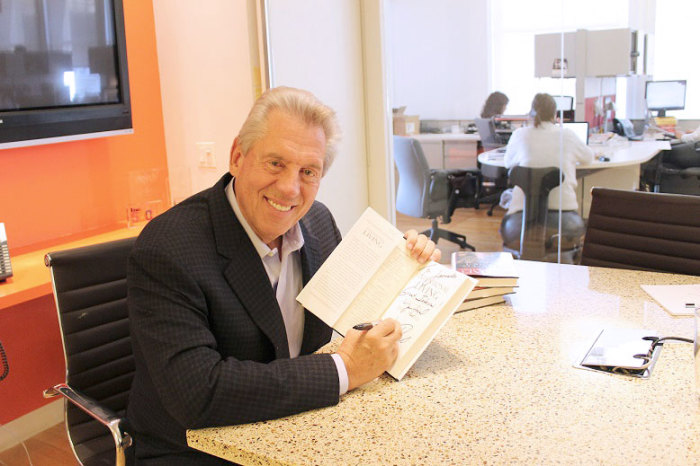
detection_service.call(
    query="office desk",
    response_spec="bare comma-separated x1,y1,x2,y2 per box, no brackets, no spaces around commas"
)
187,261,699,465
478,140,671,217
412,133,480,169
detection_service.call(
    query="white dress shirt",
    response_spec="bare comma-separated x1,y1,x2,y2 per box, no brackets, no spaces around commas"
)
504,122,594,214
225,179,348,394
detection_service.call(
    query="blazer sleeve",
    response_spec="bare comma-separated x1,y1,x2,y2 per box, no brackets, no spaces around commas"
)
128,241,340,429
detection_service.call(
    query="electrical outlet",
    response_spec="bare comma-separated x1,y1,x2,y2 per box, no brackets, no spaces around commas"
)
196,142,216,169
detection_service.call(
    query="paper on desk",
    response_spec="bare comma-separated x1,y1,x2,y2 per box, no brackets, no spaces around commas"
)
640,284,700,316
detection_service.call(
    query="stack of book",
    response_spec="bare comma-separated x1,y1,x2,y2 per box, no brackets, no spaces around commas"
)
451,251,519,312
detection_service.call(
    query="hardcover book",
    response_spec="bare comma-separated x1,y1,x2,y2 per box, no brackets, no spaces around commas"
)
467,286,516,300
455,295,507,313
297,207,477,380
451,251,519,287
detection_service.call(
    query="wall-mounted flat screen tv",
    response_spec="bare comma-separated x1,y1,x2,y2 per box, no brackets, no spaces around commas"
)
0,0,132,148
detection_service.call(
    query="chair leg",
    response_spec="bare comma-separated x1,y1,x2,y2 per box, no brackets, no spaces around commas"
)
421,219,476,251
487,202,495,216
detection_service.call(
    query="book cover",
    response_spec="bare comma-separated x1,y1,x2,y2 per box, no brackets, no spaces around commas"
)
451,252,518,287
467,286,515,300
455,295,506,313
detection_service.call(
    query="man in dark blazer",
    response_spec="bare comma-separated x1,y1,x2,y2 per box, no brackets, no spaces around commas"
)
127,87,440,464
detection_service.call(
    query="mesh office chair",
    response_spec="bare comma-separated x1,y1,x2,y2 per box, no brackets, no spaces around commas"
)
500,166,585,263
44,237,137,466
394,136,476,250
581,188,700,275
474,118,504,151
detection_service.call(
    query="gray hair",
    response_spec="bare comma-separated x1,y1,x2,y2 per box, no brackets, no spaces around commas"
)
531,93,556,128
237,86,341,175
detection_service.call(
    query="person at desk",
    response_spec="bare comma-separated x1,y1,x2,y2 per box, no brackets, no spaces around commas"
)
500,93,594,247
480,91,509,119
127,86,440,464
675,125,700,144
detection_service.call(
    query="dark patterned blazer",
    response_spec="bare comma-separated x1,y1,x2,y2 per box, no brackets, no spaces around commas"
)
127,173,342,465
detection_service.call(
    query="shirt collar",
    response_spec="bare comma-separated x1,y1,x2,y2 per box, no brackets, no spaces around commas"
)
225,177,304,259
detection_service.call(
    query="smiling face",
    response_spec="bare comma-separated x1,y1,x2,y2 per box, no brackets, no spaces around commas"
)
229,109,327,250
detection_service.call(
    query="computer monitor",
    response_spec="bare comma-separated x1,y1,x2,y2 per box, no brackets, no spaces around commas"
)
553,96,574,112
562,122,589,145
645,80,686,117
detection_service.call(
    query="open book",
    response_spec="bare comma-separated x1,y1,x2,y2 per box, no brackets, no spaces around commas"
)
297,207,477,380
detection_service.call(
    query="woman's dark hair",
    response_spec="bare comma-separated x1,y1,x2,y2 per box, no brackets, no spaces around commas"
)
480,91,509,118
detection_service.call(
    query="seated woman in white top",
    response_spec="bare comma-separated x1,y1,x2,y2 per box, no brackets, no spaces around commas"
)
500,93,594,255
676,125,700,144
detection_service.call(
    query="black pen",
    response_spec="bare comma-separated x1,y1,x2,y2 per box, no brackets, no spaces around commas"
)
353,321,381,331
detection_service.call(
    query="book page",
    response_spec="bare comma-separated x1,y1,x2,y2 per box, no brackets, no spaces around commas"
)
297,208,404,328
381,262,471,364
334,244,418,334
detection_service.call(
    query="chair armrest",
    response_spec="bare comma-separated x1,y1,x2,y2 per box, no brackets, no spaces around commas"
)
44,383,132,451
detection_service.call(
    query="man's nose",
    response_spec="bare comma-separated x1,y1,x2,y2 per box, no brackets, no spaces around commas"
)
276,168,301,196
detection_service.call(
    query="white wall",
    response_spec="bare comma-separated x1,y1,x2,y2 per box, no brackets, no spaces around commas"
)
387,0,490,120
152,0,255,202
266,0,370,234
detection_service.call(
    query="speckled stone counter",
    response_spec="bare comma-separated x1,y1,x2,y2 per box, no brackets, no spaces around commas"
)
187,261,700,465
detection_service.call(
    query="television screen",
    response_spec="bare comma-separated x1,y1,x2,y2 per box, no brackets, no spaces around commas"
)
0,0,131,148
645,80,686,116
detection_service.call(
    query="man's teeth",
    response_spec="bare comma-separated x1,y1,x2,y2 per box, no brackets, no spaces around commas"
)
267,198,292,212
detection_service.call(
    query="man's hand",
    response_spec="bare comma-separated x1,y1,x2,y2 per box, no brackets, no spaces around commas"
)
404,229,441,263
336,319,402,390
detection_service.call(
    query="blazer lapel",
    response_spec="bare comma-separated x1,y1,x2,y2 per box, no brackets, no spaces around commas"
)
208,174,290,359
299,220,333,355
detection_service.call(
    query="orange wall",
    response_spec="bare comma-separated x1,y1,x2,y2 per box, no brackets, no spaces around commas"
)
0,0,168,422
0,0,169,254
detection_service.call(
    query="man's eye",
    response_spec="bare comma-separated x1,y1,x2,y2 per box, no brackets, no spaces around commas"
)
302,169,317,177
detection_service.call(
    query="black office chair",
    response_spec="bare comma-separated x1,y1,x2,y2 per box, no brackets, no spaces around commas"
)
651,142,700,195
43,237,137,466
474,118,508,216
581,188,700,275
500,166,585,263
394,136,476,250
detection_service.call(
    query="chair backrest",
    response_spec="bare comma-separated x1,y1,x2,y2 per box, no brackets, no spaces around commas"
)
474,118,502,150
46,236,136,464
664,142,700,169
394,136,446,218
508,166,562,260
581,188,700,275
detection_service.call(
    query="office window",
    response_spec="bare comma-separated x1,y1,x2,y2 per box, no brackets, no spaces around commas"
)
652,0,700,118
490,0,628,114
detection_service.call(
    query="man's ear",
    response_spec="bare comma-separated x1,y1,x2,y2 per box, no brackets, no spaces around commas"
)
229,137,243,176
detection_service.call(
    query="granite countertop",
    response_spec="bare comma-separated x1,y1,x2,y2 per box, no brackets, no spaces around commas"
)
188,261,700,465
